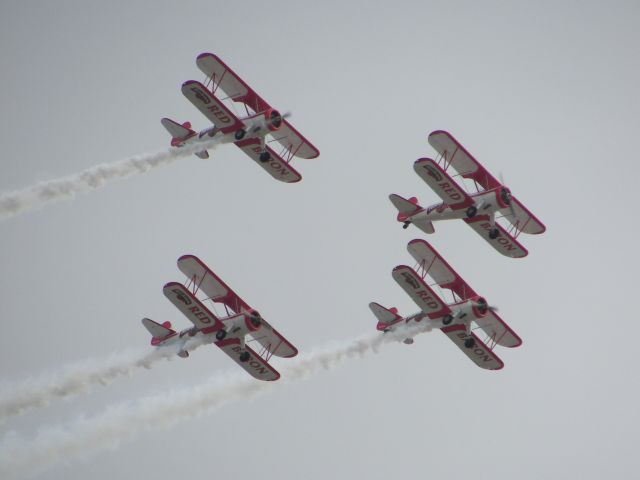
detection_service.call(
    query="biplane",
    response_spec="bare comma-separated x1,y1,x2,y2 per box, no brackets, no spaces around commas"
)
161,53,319,183
370,239,521,370
390,130,545,258
142,255,297,381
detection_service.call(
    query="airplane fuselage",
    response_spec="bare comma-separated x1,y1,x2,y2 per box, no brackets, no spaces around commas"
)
408,188,506,224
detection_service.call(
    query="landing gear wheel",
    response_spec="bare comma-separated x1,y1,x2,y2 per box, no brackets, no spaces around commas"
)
489,227,500,239
215,329,227,341
239,351,251,362
234,128,246,140
402,221,411,230
259,151,271,163
442,314,454,326
464,338,476,349
466,206,477,218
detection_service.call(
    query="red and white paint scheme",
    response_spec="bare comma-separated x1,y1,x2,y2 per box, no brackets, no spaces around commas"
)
142,255,297,381
370,239,521,370
161,52,319,183
390,130,545,258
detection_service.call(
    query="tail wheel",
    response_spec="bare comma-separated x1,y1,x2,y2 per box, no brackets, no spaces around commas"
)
464,337,476,349
489,228,500,239
259,151,271,163
402,221,411,229
234,128,246,140
442,314,454,325
466,206,477,218
215,329,227,341
239,351,251,362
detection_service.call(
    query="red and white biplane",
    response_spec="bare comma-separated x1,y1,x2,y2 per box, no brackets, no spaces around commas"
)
162,53,319,183
390,130,545,258
370,239,521,370
142,255,297,381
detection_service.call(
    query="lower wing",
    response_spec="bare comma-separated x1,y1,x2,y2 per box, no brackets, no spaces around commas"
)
441,325,504,370
464,216,528,258
215,337,280,381
235,138,302,183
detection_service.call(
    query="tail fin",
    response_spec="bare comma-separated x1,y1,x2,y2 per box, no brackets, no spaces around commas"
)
369,302,403,331
161,117,194,139
389,194,422,221
142,318,176,346
388,194,435,234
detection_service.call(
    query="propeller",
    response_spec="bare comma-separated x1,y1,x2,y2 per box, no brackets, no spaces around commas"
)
498,172,517,219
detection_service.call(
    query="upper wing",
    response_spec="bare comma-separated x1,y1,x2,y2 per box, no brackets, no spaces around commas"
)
500,196,546,235
176,255,250,314
406,239,477,300
391,265,450,318
248,319,298,358
181,80,244,134
177,254,298,358
474,310,522,348
413,158,473,209
464,216,528,258
163,282,224,333
215,337,280,381
196,53,319,160
440,325,504,370
428,130,501,191
269,119,320,159
235,138,302,183
196,53,271,114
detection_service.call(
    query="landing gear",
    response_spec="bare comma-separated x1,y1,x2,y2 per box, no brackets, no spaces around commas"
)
466,206,477,218
215,329,227,341
234,128,246,140
239,351,251,362
442,314,454,325
402,221,411,229
464,337,476,349
259,151,271,163
489,227,500,239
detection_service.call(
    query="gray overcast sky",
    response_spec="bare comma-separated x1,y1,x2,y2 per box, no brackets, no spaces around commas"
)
1,1,639,478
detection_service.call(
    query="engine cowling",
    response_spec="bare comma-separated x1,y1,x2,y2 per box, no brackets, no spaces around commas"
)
265,109,283,132
451,297,489,321
245,310,262,332
496,187,512,209
471,297,489,317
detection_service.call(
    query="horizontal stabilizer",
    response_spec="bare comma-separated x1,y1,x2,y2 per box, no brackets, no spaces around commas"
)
161,117,194,139
369,302,403,331
441,325,504,370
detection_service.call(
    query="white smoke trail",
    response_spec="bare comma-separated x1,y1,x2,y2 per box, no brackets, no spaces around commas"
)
0,336,209,423
0,323,434,479
0,137,228,220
